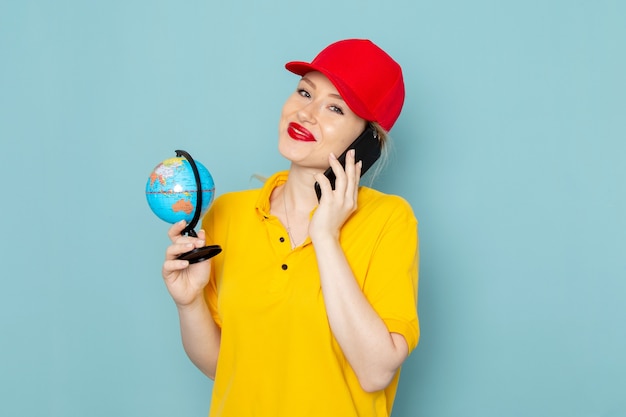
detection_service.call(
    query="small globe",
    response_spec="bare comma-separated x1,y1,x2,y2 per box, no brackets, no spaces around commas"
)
146,156,215,224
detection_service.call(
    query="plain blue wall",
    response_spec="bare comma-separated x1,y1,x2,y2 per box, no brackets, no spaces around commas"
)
1,1,624,416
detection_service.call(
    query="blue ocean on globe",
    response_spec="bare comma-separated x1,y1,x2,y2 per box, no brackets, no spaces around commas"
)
146,156,215,224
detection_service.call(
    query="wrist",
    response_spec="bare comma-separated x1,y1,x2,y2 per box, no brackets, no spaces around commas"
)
311,230,341,248
176,294,208,315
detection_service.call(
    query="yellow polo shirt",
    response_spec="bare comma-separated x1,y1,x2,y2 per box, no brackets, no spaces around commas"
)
201,171,419,417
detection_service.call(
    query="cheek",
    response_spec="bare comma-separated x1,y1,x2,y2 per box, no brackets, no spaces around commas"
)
278,106,295,136
324,125,362,154
279,103,289,124
280,94,300,116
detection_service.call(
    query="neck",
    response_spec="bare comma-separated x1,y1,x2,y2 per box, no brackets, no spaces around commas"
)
281,164,321,212
270,166,319,249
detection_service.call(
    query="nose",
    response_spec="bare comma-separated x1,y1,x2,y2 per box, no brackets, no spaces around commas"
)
297,101,317,125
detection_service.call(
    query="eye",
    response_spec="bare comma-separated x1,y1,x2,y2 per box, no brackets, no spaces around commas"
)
297,88,311,99
329,105,344,115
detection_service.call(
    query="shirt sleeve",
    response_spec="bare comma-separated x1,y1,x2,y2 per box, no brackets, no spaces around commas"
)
201,197,223,328
362,196,420,353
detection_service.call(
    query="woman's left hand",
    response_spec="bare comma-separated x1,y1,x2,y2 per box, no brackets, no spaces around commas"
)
310,149,362,242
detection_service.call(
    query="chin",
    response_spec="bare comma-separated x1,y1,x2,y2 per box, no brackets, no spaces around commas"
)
277,139,302,162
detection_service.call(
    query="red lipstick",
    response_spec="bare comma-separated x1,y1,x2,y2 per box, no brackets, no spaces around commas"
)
288,122,316,142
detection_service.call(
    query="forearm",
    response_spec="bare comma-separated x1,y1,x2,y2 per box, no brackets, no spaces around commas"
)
177,296,221,379
313,235,408,392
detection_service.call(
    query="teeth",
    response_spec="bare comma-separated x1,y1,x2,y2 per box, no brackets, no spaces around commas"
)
289,123,314,141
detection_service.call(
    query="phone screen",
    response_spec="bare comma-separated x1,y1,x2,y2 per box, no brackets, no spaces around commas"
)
314,126,381,201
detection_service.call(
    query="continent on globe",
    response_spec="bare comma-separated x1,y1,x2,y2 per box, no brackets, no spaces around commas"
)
172,199,194,215
149,157,181,187
146,154,215,225
146,150,221,263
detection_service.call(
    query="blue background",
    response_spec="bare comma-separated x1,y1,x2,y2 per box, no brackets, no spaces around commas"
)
1,1,624,416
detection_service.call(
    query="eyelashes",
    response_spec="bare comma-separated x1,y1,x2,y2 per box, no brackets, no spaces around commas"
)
297,88,311,99
329,105,344,115
296,88,345,115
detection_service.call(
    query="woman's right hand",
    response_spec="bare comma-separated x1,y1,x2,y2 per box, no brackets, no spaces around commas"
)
162,220,213,308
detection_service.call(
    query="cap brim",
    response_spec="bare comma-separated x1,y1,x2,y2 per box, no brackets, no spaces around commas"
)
285,61,316,77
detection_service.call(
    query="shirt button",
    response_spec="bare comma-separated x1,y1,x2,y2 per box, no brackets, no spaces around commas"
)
281,264,288,270
279,237,285,243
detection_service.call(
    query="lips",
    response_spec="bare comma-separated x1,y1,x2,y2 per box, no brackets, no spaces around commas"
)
287,122,316,142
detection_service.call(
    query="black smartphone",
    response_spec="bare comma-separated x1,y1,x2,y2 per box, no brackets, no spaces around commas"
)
314,125,381,201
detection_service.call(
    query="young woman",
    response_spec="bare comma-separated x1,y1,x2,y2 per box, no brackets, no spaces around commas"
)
162,39,419,417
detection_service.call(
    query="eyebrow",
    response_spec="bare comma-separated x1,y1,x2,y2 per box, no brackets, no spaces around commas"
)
301,76,345,101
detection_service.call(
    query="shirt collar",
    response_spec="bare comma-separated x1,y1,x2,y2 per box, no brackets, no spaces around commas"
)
255,170,289,219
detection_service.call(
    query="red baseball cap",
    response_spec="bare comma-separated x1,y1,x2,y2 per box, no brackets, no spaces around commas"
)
285,39,405,132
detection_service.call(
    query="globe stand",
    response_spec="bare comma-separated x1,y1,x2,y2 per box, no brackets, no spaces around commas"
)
175,150,222,264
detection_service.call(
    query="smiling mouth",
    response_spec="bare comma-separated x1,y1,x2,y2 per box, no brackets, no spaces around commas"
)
288,122,316,142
